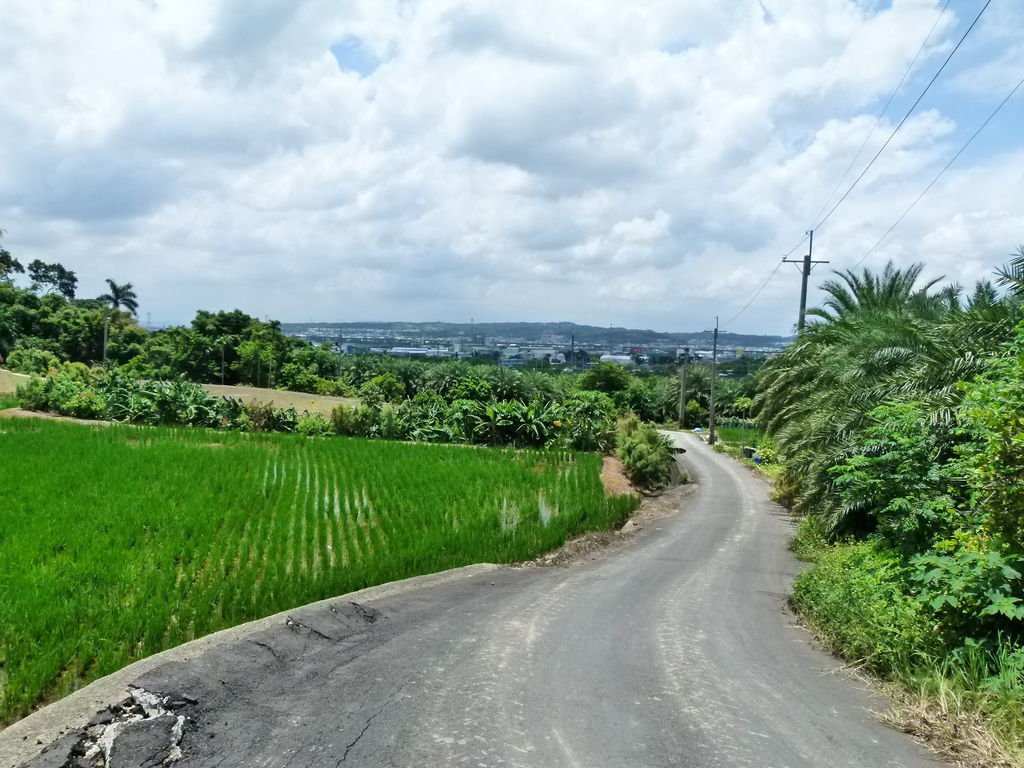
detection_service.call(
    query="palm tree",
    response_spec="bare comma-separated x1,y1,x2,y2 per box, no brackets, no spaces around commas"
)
996,245,1024,297
809,261,942,322
98,279,139,315
755,260,1018,535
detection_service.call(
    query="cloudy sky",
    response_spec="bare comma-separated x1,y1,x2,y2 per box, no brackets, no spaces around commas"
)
1,0,1021,335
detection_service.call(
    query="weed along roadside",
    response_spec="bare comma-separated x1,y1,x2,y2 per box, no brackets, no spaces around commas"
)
0,418,653,728
712,432,1024,766
739,258,1024,768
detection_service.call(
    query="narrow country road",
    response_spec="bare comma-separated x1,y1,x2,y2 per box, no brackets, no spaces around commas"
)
10,434,944,768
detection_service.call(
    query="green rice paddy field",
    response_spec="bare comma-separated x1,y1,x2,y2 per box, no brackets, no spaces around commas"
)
715,426,763,446
0,419,637,724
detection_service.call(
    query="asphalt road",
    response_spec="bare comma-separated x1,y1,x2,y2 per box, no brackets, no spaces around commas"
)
15,433,944,768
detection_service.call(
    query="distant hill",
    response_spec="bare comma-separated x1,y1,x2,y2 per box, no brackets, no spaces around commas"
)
280,321,791,349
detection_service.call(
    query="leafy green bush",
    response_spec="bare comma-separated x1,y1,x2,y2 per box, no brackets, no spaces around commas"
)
792,541,939,677
580,361,630,394
16,375,55,412
242,403,297,432
378,403,405,440
960,326,1024,548
789,516,829,563
557,391,617,452
359,373,405,405
331,402,379,437
60,388,107,419
617,421,674,490
296,412,332,437
829,403,961,551
6,344,59,375
396,392,454,443
912,548,1024,645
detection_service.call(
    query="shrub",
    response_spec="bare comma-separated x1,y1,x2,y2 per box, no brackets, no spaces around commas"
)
331,403,379,437
557,391,617,452
17,375,55,412
397,392,453,443
244,401,277,432
911,547,1024,646
314,377,356,397
790,516,829,563
791,541,939,677
296,412,332,437
359,373,405,405
446,399,483,442
580,361,630,394
59,388,107,419
617,422,674,490
378,403,405,440
6,344,59,375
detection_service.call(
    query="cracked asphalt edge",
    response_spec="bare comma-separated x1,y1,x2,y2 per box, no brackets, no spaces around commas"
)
0,563,500,768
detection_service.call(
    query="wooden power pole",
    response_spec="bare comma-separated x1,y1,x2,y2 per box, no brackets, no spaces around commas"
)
677,346,689,429
784,229,829,331
709,318,718,445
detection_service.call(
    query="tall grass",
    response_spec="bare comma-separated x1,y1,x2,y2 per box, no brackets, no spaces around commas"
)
791,520,1024,764
0,419,637,724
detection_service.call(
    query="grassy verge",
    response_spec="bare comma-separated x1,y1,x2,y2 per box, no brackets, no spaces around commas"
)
0,419,637,724
0,395,18,410
790,519,1024,766
715,425,763,446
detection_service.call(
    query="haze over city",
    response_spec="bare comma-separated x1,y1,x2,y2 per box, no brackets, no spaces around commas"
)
1,0,1021,334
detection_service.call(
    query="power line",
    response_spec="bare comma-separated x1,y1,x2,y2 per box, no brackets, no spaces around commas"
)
721,0,991,330
721,234,808,328
780,233,809,260
813,0,992,232
852,71,1024,270
812,0,952,226
723,259,785,328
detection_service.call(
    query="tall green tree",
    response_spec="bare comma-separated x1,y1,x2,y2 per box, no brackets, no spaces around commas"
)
579,361,630,394
756,259,1019,534
27,260,77,299
98,279,139,315
0,231,23,283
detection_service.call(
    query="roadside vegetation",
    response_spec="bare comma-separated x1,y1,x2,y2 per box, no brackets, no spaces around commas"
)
757,249,1024,763
0,418,638,724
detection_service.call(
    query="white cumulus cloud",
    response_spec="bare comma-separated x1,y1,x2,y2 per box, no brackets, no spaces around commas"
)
0,0,1020,334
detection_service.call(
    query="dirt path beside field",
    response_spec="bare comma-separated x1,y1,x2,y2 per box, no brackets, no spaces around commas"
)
0,370,29,395
199,384,358,416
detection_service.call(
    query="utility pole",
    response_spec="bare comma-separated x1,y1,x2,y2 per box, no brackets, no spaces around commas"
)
677,346,689,428
709,318,719,445
784,229,829,331
220,342,226,386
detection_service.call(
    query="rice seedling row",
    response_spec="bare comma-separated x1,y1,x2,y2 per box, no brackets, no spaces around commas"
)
0,419,636,724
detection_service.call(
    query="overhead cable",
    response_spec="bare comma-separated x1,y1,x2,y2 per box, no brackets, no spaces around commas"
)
723,259,786,328
812,0,953,225
852,72,1024,269
813,0,992,232
721,231,808,328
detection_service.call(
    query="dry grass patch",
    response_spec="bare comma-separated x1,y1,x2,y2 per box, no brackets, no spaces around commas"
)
199,383,358,416
0,369,29,395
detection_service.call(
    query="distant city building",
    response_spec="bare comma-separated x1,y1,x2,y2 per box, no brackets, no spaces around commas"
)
599,354,635,367
387,347,453,358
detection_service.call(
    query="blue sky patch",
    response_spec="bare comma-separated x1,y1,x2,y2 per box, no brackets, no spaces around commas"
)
330,37,379,77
